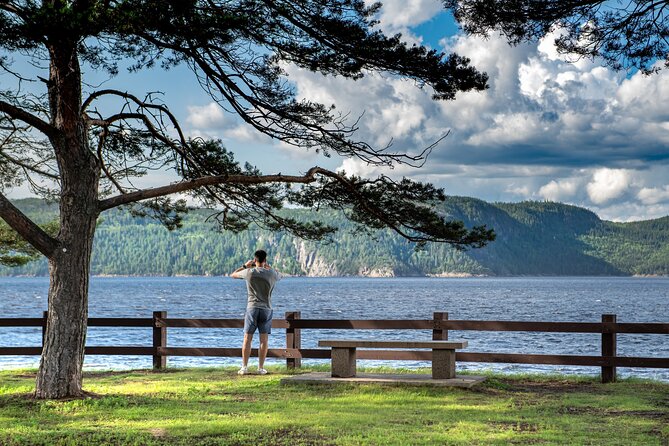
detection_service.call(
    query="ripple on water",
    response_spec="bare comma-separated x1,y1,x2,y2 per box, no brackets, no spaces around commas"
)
0,276,667,380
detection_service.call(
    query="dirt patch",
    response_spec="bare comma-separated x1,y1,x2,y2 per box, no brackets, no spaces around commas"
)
606,409,669,420
230,395,258,403
210,410,250,418
163,429,334,446
148,428,168,438
14,373,37,379
490,421,540,433
560,406,669,420
82,369,182,378
31,390,103,402
503,380,599,395
476,378,601,399
0,390,103,403
258,428,335,446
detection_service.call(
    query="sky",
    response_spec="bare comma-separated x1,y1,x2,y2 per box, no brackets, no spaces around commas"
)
7,0,669,222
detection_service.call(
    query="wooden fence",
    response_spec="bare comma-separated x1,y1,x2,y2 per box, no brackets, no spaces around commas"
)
1,311,668,383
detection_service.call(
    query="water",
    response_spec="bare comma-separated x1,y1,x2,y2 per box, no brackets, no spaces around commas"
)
1,276,668,381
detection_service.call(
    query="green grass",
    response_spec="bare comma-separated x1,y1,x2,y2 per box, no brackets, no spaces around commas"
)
0,366,667,445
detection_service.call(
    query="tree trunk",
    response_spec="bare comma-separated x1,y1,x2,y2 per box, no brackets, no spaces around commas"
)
34,38,100,399
33,144,99,398
35,206,97,399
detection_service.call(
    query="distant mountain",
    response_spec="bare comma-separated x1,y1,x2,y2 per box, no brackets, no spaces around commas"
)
1,197,667,276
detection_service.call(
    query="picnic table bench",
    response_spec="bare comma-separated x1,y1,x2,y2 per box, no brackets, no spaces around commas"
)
318,339,468,379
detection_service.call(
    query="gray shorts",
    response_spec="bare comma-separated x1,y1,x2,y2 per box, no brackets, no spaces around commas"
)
244,308,273,334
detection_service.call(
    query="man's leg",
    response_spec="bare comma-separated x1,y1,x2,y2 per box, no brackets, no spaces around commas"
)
240,308,257,373
242,333,253,367
258,333,269,369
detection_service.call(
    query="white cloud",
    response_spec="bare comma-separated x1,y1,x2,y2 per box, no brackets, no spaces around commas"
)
181,19,669,221
466,112,544,146
186,103,231,129
338,158,376,177
188,22,669,181
335,157,669,221
586,168,632,204
537,28,568,61
186,103,275,145
617,61,669,120
366,0,443,32
518,56,554,99
275,141,322,161
226,125,273,144
539,178,580,202
505,185,532,198
589,200,669,222
638,186,669,205
285,65,441,151
305,26,668,218
435,32,668,167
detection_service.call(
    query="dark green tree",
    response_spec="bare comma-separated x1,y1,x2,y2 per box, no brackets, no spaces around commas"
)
444,0,669,74
0,0,493,398
0,220,58,266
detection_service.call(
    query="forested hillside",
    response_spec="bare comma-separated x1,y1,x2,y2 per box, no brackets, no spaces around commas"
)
1,198,667,276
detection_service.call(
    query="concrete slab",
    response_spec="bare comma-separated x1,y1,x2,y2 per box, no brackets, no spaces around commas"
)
280,372,486,388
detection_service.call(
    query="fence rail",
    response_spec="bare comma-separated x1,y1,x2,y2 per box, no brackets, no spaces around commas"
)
1,311,668,383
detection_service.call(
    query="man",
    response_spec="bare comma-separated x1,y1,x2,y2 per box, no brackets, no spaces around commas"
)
231,249,281,375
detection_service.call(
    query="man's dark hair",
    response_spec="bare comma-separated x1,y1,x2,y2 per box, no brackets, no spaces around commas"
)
254,250,267,263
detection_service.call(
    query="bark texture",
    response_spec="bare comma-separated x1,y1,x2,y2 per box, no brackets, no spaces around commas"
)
35,221,96,399
34,40,100,399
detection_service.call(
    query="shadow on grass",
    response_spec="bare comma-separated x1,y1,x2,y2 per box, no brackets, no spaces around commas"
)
0,367,667,445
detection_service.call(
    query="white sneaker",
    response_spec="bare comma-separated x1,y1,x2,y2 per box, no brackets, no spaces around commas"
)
238,366,249,375
257,368,268,375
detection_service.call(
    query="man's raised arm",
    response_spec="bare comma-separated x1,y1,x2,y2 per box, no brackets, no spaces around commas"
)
231,260,254,279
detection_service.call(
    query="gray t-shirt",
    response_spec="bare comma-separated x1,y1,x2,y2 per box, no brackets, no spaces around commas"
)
237,267,281,309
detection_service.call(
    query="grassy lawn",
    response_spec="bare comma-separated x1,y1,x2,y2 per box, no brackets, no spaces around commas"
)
0,366,667,445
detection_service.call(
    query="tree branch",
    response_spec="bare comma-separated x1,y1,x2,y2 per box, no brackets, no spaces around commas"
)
0,100,58,138
0,150,59,180
0,2,22,15
132,32,432,168
95,127,127,195
84,90,201,169
83,90,186,144
98,166,326,211
0,193,59,258
307,169,437,243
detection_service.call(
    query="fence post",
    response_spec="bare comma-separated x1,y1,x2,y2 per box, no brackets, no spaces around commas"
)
433,312,449,340
285,311,302,369
42,310,48,347
153,311,167,370
601,314,617,383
